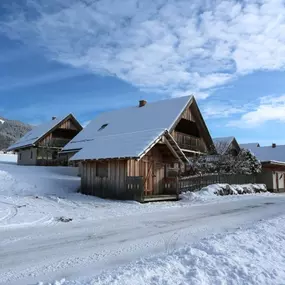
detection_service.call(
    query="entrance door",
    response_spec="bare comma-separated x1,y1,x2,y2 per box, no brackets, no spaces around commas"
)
144,161,154,196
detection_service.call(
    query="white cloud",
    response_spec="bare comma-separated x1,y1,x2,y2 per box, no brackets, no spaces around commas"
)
1,0,285,98
202,102,247,119
228,94,285,128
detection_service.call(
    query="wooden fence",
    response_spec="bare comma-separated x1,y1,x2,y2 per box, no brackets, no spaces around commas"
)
179,173,256,192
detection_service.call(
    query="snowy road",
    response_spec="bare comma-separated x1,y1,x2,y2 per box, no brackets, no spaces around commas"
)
1,195,285,285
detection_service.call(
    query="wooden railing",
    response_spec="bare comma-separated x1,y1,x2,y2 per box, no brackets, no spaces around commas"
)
163,177,179,199
125,176,144,202
39,138,71,148
173,132,207,153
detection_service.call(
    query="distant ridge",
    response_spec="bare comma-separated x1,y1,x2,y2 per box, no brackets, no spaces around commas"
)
0,117,32,150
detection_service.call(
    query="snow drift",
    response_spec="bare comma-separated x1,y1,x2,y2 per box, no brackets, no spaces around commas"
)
200,183,267,196
0,170,36,195
0,167,80,196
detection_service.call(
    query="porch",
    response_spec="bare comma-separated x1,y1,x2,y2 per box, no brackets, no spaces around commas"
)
125,176,179,203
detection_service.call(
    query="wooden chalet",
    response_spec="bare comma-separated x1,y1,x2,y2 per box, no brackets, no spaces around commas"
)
63,96,215,202
7,114,82,166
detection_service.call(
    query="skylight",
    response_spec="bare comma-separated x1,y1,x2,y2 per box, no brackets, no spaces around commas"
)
98,123,108,131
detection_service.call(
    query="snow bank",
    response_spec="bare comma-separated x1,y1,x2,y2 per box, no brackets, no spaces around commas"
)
47,215,285,285
0,165,80,196
0,170,36,195
180,184,268,203
200,183,267,196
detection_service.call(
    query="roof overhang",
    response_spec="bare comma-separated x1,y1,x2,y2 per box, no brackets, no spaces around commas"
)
60,148,81,154
7,144,34,151
262,160,285,168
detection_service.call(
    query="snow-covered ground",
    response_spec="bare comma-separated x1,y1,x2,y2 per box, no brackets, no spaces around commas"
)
48,215,285,285
0,159,285,285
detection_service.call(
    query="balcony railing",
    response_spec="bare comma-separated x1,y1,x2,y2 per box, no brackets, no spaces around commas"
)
173,132,207,153
39,138,71,148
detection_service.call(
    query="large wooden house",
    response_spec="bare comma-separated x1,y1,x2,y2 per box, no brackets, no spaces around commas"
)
8,114,82,166
62,96,214,201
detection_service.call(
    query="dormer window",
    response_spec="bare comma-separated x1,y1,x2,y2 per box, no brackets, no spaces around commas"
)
98,123,108,131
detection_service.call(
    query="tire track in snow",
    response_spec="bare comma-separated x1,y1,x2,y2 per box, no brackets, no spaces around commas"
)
0,201,18,224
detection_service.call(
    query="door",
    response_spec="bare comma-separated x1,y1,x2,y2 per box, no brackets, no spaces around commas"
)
144,161,154,196
276,172,279,192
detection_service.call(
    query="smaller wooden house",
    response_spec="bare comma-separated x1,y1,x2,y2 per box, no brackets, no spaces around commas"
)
65,95,215,202
7,114,82,166
241,143,285,192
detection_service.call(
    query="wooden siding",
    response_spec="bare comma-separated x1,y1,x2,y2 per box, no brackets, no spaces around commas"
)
58,118,78,130
128,145,175,195
38,118,81,148
81,160,128,197
181,106,195,122
171,103,209,153
80,144,179,200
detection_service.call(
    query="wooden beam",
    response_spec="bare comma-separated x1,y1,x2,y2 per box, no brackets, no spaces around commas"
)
163,138,183,164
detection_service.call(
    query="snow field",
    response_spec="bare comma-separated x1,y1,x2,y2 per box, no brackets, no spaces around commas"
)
46,215,285,285
0,161,284,285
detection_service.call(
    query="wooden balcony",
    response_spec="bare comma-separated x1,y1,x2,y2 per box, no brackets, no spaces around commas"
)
173,131,207,153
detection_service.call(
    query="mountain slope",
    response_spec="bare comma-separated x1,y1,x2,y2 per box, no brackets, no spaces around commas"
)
0,117,32,150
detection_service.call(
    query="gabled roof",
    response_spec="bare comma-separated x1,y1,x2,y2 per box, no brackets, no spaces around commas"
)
7,114,82,151
70,129,189,162
213,136,239,155
63,96,193,153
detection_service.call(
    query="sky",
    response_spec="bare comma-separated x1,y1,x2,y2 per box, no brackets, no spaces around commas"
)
1,0,285,146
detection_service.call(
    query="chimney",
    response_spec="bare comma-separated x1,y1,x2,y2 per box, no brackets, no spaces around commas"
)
272,143,276,148
52,116,57,120
139,100,147,107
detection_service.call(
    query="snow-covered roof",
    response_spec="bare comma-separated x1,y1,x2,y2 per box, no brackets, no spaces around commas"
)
7,115,72,151
64,96,193,154
212,136,235,155
246,145,285,163
71,129,165,160
71,129,189,162
240,143,260,149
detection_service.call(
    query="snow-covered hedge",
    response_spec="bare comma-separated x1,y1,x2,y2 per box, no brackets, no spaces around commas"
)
200,183,267,196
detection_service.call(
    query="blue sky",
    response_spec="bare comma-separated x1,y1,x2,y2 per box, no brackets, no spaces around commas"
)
1,0,285,146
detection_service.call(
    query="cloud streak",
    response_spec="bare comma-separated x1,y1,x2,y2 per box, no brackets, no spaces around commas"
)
1,0,285,98
0,68,87,91
228,94,285,128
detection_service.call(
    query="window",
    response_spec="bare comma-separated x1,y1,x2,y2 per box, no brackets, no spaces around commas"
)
30,150,33,160
19,153,22,160
98,123,108,131
96,161,108,177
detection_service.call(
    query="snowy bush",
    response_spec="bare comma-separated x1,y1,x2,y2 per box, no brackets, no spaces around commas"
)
189,148,262,175
200,183,267,196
